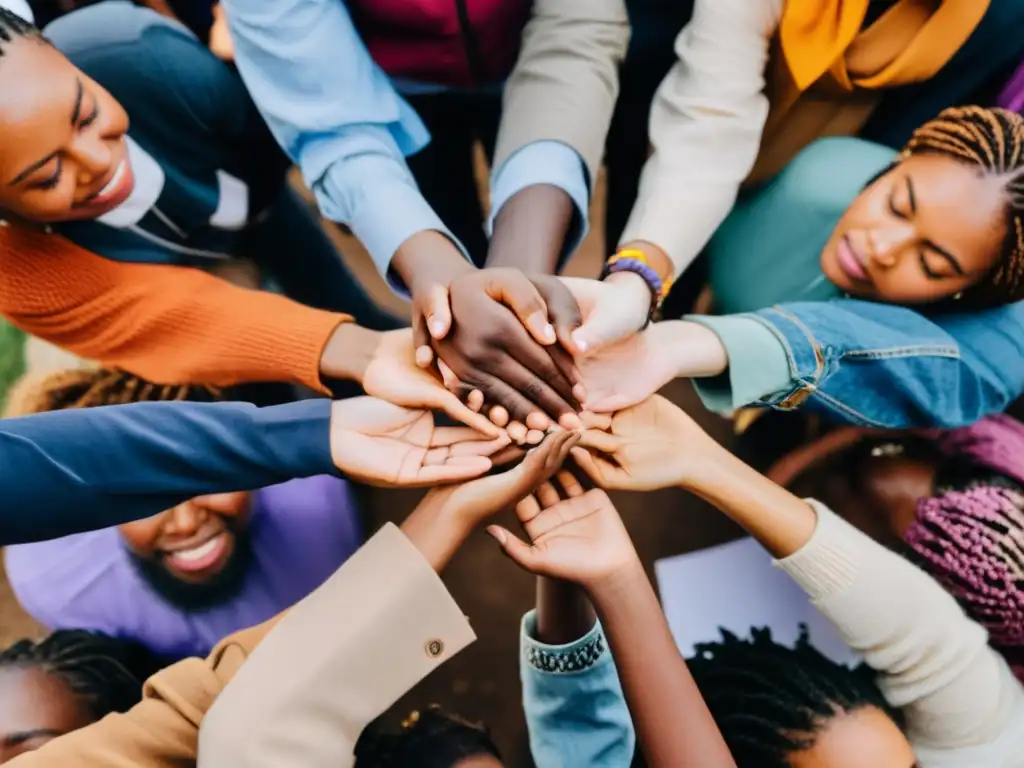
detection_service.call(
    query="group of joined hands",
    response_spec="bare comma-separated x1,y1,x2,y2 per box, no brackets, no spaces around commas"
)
306,265,737,573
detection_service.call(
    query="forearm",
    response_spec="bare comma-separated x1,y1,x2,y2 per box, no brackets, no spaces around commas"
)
680,440,816,559
487,185,574,275
392,230,476,296
0,233,345,393
588,562,734,766
0,400,336,544
399,499,475,574
536,577,597,645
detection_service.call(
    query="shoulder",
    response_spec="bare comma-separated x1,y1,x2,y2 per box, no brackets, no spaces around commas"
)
44,1,198,57
4,530,129,621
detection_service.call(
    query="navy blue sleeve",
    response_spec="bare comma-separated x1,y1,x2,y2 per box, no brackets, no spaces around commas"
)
0,399,336,545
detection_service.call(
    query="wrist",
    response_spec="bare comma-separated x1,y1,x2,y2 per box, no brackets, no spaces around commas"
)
394,230,475,295
604,270,655,323
581,556,647,605
319,323,380,383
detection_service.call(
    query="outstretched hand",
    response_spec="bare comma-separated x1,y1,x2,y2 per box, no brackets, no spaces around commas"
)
329,397,511,486
570,395,714,491
415,430,580,527
488,470,637,587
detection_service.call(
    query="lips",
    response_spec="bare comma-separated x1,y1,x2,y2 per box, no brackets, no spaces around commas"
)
163,532,230,574
836,235,870,283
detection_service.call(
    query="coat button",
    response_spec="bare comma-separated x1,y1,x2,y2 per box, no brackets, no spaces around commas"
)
425,639,444,659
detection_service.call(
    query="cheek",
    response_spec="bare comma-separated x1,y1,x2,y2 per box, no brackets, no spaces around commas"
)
117,516,166,556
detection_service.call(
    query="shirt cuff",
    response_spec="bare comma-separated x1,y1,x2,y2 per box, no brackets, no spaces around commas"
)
685,315,794,414
252,399,338,478
773,500,864,601
521,610,609,675
488,141,590,266
316,156,470,299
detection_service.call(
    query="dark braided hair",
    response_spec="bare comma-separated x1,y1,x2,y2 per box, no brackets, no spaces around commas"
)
0,6,44,50
0,630,160,721
686,627,902,768
354,705,501,768
902,106,1024,307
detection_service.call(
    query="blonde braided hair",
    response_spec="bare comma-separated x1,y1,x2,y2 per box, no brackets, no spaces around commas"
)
903,106,1024,306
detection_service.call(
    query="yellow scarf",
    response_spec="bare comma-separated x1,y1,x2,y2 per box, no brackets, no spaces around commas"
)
749,0,990,183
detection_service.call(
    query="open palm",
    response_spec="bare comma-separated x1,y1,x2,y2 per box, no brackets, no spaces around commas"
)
361,330,502,436
329,397,510,486
575,322,682,412
571,395,708,491
490,472,636,586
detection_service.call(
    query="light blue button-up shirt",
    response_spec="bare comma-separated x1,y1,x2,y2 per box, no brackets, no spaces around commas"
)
223,0,589,296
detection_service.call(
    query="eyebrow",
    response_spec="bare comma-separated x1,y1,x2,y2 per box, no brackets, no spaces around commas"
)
3,728,65,747
907,176,966,275
6,79,84,186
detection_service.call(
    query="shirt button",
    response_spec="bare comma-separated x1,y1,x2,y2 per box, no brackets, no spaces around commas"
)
425,639,444,659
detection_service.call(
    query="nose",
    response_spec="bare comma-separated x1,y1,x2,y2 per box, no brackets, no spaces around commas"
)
868,224,914,268
69,135,113,180
164,501,207,537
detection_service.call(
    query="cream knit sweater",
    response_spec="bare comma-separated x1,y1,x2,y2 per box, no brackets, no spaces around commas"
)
777,501,1024,767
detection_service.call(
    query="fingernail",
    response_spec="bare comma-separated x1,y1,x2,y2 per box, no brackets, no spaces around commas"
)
560,413,582,430
429,318,446,337
572,331,588,353
487,526,506,544
573,383,588,402
529,312,556,344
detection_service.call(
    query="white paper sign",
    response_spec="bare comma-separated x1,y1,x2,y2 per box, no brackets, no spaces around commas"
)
655,537,858,666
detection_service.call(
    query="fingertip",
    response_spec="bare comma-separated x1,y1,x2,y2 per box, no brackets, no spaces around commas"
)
486,525,507,545
525,411,551,431
467,389,484,412
527,311,556,345
415,345,434,368
428,316,448,339
489,406,509,428
571,329,589,354
525,429,545,445
558,412,582,430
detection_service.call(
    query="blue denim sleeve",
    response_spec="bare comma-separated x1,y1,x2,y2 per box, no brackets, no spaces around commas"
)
747,299,1024,428
488,141,590,269
222,0,470,294
0,399,336,545
520,610,635,768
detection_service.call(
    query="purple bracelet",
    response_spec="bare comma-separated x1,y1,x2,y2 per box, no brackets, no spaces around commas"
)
600,257,661,327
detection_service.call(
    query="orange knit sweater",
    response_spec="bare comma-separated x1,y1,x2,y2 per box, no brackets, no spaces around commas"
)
0,226,350,393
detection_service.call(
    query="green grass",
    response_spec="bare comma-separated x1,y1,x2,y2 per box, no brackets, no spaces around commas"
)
0,320,26,410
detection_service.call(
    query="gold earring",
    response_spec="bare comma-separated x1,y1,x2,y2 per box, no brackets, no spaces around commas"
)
953,292,963,300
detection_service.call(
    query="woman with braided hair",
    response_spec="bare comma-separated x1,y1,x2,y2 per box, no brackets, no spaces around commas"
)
569,105,1024,428
765,414,1024,682
0,629,158,762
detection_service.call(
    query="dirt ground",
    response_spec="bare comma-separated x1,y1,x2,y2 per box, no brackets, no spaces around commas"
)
0,163,745,766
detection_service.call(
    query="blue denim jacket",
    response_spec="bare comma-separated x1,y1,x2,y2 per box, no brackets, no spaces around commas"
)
519,611,634,767
748,298,1024,428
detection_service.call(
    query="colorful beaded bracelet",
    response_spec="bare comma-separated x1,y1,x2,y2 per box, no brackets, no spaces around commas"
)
600,248,674,326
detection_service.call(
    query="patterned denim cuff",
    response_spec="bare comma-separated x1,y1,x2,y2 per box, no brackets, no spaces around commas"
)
521,610,608,674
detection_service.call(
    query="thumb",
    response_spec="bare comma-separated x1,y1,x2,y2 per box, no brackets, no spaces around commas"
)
423,283,452,340
487,526,541,573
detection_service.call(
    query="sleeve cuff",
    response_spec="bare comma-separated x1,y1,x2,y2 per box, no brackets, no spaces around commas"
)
773,500,865,601
521,610,609,675
488,141,590,265
685,315,794,413
315,157,471,299
251,399,338,478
